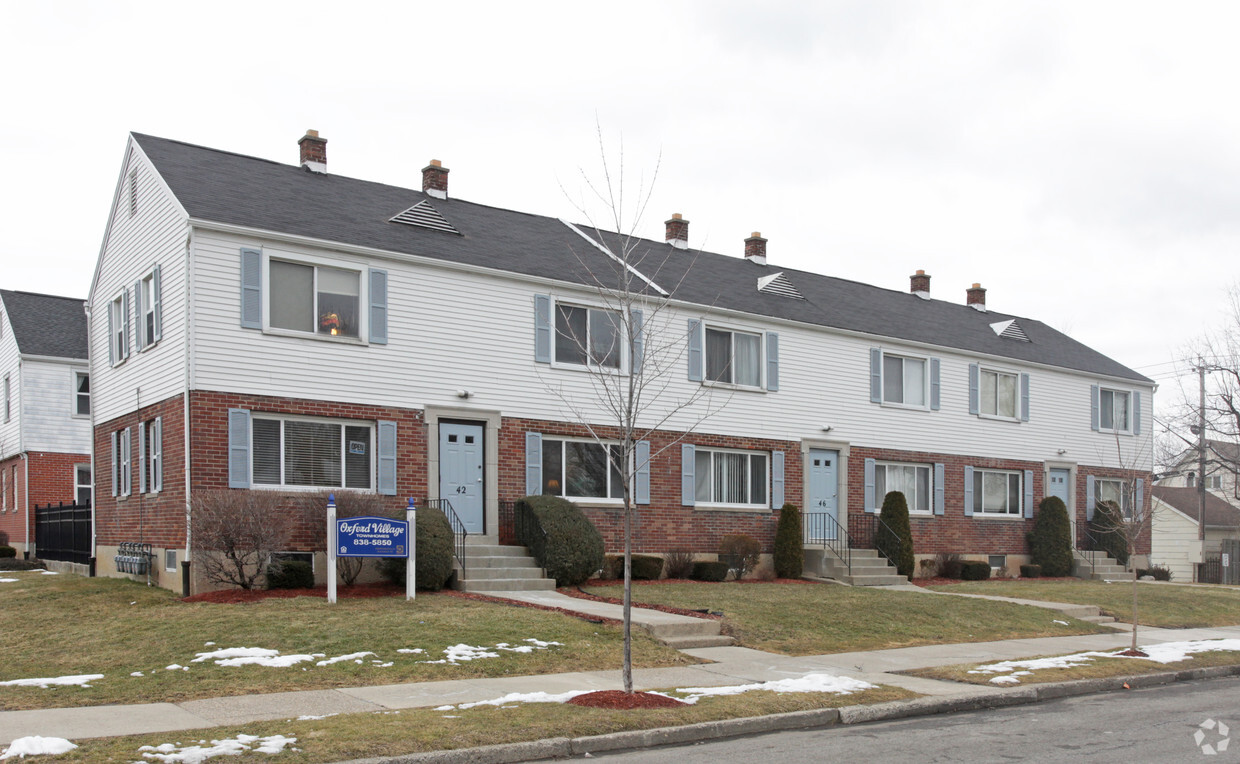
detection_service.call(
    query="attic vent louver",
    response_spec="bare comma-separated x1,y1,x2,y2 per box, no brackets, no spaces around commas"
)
757,272,804,300
389,200,461,235
990,319,1030,342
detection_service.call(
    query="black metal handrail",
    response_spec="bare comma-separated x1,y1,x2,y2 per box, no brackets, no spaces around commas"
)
420,498,467,580
498,500,517,546
847,513,901,571
507,499,549,564
802,512,851,576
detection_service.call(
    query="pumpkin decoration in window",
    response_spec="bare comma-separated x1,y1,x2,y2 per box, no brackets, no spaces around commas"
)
319,311,343,336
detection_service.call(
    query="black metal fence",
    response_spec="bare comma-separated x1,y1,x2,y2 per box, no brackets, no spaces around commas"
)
35,501,91,564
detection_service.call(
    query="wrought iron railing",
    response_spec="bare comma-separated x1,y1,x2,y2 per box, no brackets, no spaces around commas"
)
419,498,467,580
802,512,851,576
505,499,549,564
498,500,517,546
35,501,91,564
846,513,902,571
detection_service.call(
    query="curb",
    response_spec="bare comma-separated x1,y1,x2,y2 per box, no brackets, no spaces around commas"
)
337,665,1240,763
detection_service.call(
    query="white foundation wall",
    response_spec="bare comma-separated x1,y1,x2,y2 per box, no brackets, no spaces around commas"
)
189,228,1153,471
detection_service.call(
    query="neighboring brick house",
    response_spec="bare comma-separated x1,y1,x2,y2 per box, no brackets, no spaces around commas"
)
88,131,1155,593
0,290,92,555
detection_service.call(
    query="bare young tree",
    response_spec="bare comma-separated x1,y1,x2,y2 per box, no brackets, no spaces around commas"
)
190,490,290,590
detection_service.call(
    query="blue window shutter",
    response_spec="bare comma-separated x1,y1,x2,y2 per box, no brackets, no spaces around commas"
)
635,440,651,505
1021,373,1030,422
1086,475,1096,520
1133,391,1142,435
533,295,551,363
631,309,644,371
525,432,542,496
107,302,115,366
152,263,162,343
681,444,696,506
110,430,118,497
227,409,251,489
930,358,941,410
687,319,703,382
964,466,974,517
1023,470,1034,519
122,288,131,359
369,269,388,345
138,423,146,494
968,364,979,415
1136,478,1144,522
766,332,780,392
864,458,876,513
869,349,882,403
934,463,945,516
377,420,397,495
772,450,785,508
240,248,262,329
1090,385,1100,431
134,279,144,348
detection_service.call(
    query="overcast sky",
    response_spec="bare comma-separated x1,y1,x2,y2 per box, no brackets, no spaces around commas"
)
2,1,1236,416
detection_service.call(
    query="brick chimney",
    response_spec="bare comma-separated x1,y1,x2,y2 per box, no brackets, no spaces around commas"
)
744,232,767,265
967,283,987,311
298,130,327,174
665,213,689,250
422,160,449,199
910,269,931,297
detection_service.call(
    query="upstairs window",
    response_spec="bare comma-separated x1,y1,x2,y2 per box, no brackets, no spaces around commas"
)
136,267,162,349
74,372,90,417
1100,389,1130,432
270,260,360,339
883,354,926,407
108,290,129,365
980,369,1018,419
3,375,9,422
555,304,621,369
705,327,762,387
540,437,623,500
252,416,373,490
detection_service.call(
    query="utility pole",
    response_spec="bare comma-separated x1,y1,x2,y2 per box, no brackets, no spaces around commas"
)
1198,359,1207,542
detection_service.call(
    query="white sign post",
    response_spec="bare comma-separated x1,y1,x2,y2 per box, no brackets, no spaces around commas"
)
406,498,417,601
327,494,338,605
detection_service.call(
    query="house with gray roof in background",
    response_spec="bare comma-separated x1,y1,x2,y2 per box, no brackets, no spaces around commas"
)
0,290,92,556
86,130,1155,594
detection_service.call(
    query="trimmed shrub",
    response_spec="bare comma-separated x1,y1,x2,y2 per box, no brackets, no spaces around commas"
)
935,552,965,579
773,503,804,579
630,555,664,580
719,534,761,578
266,560,313,590
377,506,456,591
691,561,729,582
0,558,44,571
960,560,992,580
0,545,16,559
664,549,695,579
1019,564,1042,578
1137,564,1173,581
1027,496,1073,577
1090,500,1130,567
516,496,604,586
876,491,915,578
601,555,623,580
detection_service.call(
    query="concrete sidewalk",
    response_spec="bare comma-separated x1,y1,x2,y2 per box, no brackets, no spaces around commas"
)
4,621,1239,747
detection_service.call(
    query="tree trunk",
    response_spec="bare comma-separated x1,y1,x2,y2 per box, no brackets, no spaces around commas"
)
622,496,633,694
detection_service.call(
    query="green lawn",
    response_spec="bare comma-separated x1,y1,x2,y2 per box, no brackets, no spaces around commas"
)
582,582,1108,655
926,580,1240,628
0,572,693,711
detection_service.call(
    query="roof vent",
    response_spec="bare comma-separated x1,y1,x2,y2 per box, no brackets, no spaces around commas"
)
389,200,461,235
757,272,804,300
990,319,1030,342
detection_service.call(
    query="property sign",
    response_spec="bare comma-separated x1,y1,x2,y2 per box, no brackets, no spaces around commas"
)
336,516,408,557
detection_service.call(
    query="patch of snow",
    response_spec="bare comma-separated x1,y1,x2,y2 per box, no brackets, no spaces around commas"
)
0,674,103,689
40,571,58,575
417,639,561,665
1,736,78,759
165,664,183,671
433,705,454,711
672,673,877,704
139,734,295,762
454,690,589,709
0,578,18,583
203,642,215,647
397,648,424,654
295,713,337,721
315,651,375,666
966,638,1240,682
131,672,144,677
990,675,1021,685
1053,620,1069,625
191,647,315,668
374,662,393,668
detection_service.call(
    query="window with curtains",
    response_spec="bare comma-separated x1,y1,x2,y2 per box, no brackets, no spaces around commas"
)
554,303,622,369
540,437,624,500
694,448,768,507
252,416,373,489
876,462,932,514
705,327,762,387
979,369,1018,418
882,353,926,406
270,259,361,338
972,468,1022,516
1099,388,1130,432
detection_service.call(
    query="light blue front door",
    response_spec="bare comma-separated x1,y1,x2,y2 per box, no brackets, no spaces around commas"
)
440,422,484,534
1048,468,1073,548
808,449,839,540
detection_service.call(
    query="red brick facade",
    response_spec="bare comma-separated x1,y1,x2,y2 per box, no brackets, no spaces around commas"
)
0,450,89,552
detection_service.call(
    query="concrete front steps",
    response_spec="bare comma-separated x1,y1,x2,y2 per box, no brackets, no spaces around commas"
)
1073,550,1128,581
814,547,910,586
453,536,557,593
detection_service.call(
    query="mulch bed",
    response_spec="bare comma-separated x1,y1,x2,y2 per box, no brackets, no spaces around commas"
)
567,690,688,709
183,581,404,603
1115,648,1150,657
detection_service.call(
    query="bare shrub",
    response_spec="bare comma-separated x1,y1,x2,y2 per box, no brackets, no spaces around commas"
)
664,549,695,579
719,534,761,579
191,490,290,590
298,491,388,586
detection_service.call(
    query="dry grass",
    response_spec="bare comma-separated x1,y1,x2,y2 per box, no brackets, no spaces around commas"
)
908,649,1240,685
582,581,1108,655
0,572,692,711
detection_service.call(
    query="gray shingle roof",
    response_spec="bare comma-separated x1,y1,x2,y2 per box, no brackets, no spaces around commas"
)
133,133,1149,383
0,290,88,359
1152,486,1240,528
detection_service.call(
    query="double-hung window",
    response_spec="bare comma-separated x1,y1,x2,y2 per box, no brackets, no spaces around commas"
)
73,372,90,417
555,304,621,369
270,260,361,339
705,327,762,387
75,464,92,506
694,448,768,508
252,416,374,490
109,291,128,365
135,267,161,349
143,418,162,493
980,369,1018,418
1095,478,1132,519
1099,389,1130,432
2,375,8,422
882,354,926,407
876,462,932,514
540,437,623,500
113,427,131,497
972,468,1021,516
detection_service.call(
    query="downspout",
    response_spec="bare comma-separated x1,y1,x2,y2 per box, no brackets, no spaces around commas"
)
84,301,95,575
182,228,194,597
21,453,29,558
17,358,27,556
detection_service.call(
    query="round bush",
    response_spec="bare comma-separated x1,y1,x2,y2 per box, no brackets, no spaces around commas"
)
377,506,456,591
876,491,915,578
1019,563,1042,578
0,545,17,559
266,560,314,590
1028,496,1073,577
516,495,604,586
691,561,729,582
774,503,804,579
630,555,664,580
960,560,991,580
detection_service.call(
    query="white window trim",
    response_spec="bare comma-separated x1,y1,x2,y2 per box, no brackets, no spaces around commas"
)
74,462,92,506
540,435,626,504
261,251,370,345
110,291,127,367
1095,477,1133,520
972,467,1023,518
875,460,934,515
3,374,9,423
119,427,132,497
977,366,1021,422
137,270,158,352
694,446,771,511
145,417,162,494
702,321,765,391
71,369,90,419
250,413,377,492
1098,387,1133,435
879,350,931,410
165,549,177,573
549,299,628,374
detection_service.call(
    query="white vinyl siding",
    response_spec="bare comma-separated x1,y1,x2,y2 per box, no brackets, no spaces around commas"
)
972,468,1022,516
876,462,932,514
694,448,768,509
540,437,623,500
16,361,93,454
252,415,373,490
